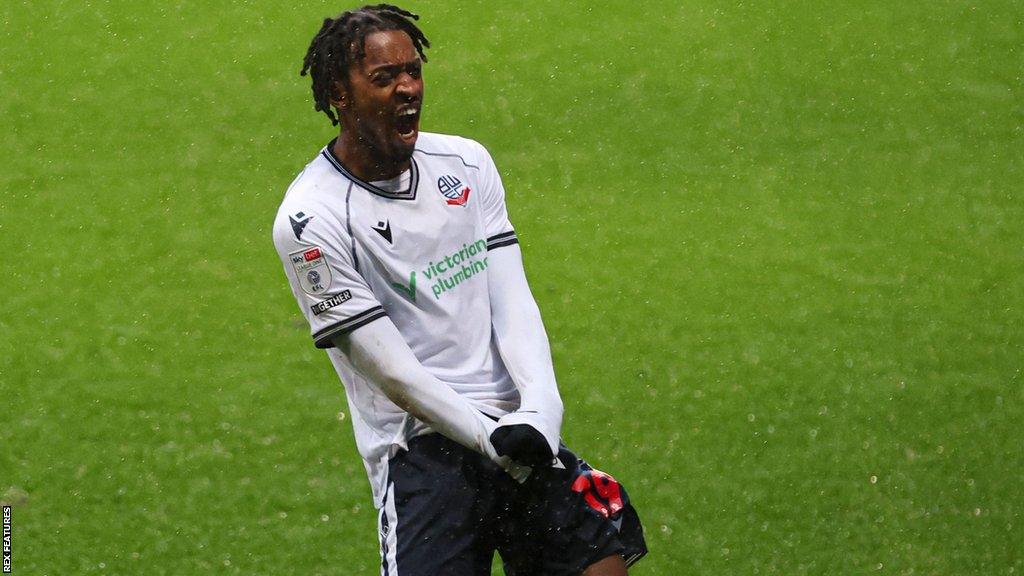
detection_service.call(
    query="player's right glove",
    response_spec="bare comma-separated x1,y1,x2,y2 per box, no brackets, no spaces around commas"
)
489,423,555,467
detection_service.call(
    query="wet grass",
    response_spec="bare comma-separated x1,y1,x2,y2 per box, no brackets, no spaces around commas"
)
1,0,1021,574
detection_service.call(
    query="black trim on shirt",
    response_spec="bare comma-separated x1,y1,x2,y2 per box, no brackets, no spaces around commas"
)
313,306,388,349
486,231,519,250
414,148,480,171
344,181,359,271
321,140,419,200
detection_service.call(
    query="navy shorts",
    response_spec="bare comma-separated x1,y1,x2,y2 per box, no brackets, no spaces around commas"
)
376,433,647,576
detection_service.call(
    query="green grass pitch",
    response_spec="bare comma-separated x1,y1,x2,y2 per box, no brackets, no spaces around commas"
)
1,1,1021,574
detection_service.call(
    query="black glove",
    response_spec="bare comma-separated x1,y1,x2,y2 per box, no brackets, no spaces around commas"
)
490,424,554,467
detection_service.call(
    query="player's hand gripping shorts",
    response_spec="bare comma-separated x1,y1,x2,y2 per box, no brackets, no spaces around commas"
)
376,433,647,576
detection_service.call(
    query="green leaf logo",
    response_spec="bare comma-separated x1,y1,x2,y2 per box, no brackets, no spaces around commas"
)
391,270,416,302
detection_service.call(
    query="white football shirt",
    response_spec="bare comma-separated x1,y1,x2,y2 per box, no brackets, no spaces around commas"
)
272,132,522,506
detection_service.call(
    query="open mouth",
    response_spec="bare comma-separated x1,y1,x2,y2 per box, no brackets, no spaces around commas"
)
396,107,420,139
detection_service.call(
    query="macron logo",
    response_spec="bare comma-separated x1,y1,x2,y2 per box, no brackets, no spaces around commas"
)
290,212,313,240
372,219,393,244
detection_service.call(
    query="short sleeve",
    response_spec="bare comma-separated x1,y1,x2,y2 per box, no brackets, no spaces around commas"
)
474,141,519,251
273,207,386,349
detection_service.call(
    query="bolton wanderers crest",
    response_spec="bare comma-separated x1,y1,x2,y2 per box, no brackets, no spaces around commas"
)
437,174,471,206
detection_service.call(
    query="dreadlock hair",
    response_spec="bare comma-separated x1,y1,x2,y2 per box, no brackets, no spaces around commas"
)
301,4,430,126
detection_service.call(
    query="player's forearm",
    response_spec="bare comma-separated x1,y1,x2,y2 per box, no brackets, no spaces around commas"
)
335,317,507,462
487,245,564,450
493,301,564,417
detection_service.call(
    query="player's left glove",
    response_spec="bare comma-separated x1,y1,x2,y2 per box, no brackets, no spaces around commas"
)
490,423,555,467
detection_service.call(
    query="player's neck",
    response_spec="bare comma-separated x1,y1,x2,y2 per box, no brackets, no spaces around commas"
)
332,135,410,182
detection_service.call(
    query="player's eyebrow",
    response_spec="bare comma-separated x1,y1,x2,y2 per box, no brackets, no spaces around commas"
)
366,59,421,76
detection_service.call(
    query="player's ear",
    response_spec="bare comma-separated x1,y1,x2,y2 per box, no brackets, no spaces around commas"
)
330,82,348,111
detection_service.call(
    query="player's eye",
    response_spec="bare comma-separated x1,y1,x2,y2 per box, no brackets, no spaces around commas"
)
372,72,393,85
407,64,422,79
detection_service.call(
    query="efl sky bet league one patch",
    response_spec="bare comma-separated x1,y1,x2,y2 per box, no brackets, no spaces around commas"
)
289,245,333,295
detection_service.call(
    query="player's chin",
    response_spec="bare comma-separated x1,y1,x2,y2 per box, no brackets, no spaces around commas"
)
391,128,418,159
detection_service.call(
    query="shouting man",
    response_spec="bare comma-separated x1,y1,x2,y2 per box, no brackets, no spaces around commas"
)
272,5,646,575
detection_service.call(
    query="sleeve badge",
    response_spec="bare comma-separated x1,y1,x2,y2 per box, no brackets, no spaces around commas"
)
289,245,333,295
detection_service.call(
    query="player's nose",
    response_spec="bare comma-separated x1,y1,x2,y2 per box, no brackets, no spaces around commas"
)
396,73,422,100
